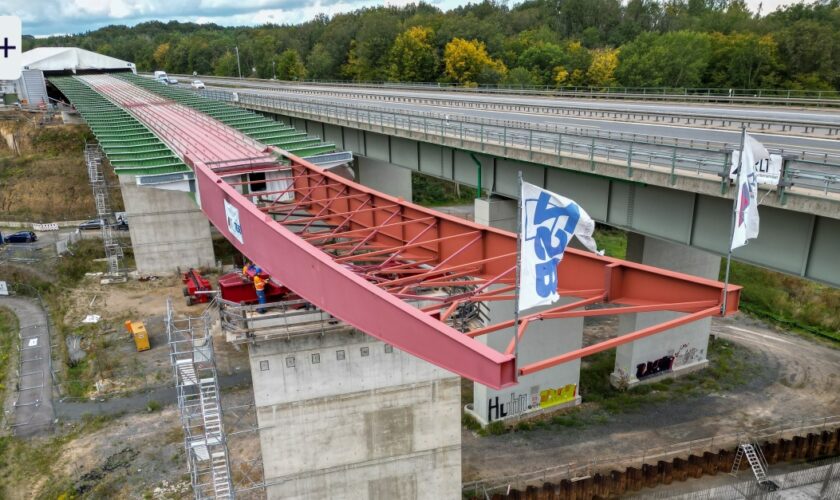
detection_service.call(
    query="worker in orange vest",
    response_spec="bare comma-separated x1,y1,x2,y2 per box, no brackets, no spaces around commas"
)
254,275,267,313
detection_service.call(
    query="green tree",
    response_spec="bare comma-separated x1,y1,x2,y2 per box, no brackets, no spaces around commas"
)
306,43,334,80
388,27,439,82
443,38,508,86
706,33,779,89
616,31,712,87
503,67,540,87
275,49,307,81
213,51,238,77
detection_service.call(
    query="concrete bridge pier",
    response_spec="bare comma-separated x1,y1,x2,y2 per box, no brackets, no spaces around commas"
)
248,328,461,499
469,295,583,425
474,195,517,233
470,198,583,425
356,157,413,202
119,175,216,274
611,233,721,387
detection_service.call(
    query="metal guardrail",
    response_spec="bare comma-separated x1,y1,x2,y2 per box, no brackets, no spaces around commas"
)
200,88,840,196
201,82,840,138
161,73,840,107
463,415,840,496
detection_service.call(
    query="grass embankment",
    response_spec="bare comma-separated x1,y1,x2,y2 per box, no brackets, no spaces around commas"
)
0,117,122,221
412,172,477,206
0,414,115,499
724,261,840,343
0,307,18,419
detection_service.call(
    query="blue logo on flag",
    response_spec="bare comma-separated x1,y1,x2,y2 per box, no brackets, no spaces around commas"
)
524,191,580,299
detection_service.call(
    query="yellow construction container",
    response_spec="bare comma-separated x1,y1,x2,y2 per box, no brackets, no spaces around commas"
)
124,320,151,352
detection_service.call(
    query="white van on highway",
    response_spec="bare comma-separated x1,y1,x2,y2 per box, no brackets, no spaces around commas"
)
154,70,168,80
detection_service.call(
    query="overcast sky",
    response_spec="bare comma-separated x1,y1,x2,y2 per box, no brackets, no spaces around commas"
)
2,0,803,37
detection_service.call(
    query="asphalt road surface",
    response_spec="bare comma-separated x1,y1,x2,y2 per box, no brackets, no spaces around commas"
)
195,77,840,159
1,296,55,436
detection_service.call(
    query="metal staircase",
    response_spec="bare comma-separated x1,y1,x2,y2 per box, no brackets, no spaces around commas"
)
85,143,123,275
732,441,777,490
167,298,234,499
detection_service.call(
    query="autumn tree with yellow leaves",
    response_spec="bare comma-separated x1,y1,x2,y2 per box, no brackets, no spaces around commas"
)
388,27,439,82
443,38,507,86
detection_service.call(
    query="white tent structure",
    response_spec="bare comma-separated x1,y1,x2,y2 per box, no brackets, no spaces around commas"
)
2,47,135,106
21,47,136,74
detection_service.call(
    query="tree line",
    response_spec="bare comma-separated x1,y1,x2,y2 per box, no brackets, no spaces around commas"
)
24,0,840,90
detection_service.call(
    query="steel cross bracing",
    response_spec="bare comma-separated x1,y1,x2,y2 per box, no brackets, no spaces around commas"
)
76,74,741,389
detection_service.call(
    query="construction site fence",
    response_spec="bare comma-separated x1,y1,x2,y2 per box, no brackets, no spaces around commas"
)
469,427,840,499
464,415,840,495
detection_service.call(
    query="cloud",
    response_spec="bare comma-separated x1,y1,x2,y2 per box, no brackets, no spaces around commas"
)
4,0,798,37
3,0,462,36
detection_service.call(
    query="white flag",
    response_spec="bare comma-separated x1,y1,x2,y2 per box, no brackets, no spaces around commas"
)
519,182,600,312
731,133,766,250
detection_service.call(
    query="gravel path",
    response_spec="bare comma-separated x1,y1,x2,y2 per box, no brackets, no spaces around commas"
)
462,315,840,483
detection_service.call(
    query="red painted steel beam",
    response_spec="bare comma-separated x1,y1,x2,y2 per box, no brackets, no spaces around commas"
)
519,306,721,375
78,74,742,390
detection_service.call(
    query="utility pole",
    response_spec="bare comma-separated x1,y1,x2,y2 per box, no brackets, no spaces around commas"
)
235,46,242,79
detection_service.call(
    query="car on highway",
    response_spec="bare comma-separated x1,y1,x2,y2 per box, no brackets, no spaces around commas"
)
5,231,37,243
191,80,205,90
167,77,180,85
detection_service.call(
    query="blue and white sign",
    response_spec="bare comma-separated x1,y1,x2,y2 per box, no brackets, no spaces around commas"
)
519,182,600,312
0,16,22,81
224,199,244,244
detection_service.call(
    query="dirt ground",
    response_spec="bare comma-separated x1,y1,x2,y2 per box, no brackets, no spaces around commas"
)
462,313,840,484
62,274,249,397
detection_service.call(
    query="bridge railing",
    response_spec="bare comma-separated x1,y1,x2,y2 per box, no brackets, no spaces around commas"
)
200,88,840,197
164,73,840,107
192,80,840,138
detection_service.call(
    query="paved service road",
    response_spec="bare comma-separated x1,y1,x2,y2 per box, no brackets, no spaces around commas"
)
1,296,54,436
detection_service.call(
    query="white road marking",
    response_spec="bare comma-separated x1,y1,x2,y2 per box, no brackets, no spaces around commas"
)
27,337,38,347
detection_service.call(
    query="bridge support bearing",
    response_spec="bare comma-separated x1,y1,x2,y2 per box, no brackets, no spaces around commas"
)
248,329,461,499
474,195,518,233
118,174,216,274
470,294,583,426
610,233,721,388
356,156,413,202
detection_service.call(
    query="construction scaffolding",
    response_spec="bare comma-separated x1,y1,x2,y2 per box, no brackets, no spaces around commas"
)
167,298,234,499
84,142,123,276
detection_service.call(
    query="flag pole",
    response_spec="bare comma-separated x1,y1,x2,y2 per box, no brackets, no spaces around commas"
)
722,125,746,315
513,171,524,379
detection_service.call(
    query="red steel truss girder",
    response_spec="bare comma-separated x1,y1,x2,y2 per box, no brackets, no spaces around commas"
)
81,75,741,390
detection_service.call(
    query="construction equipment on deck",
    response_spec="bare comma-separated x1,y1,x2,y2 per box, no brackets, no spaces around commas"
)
182,268,213,306
217,271,289,304
124,320,151,352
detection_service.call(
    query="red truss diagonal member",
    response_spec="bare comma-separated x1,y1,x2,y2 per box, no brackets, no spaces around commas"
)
77,74,741,390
